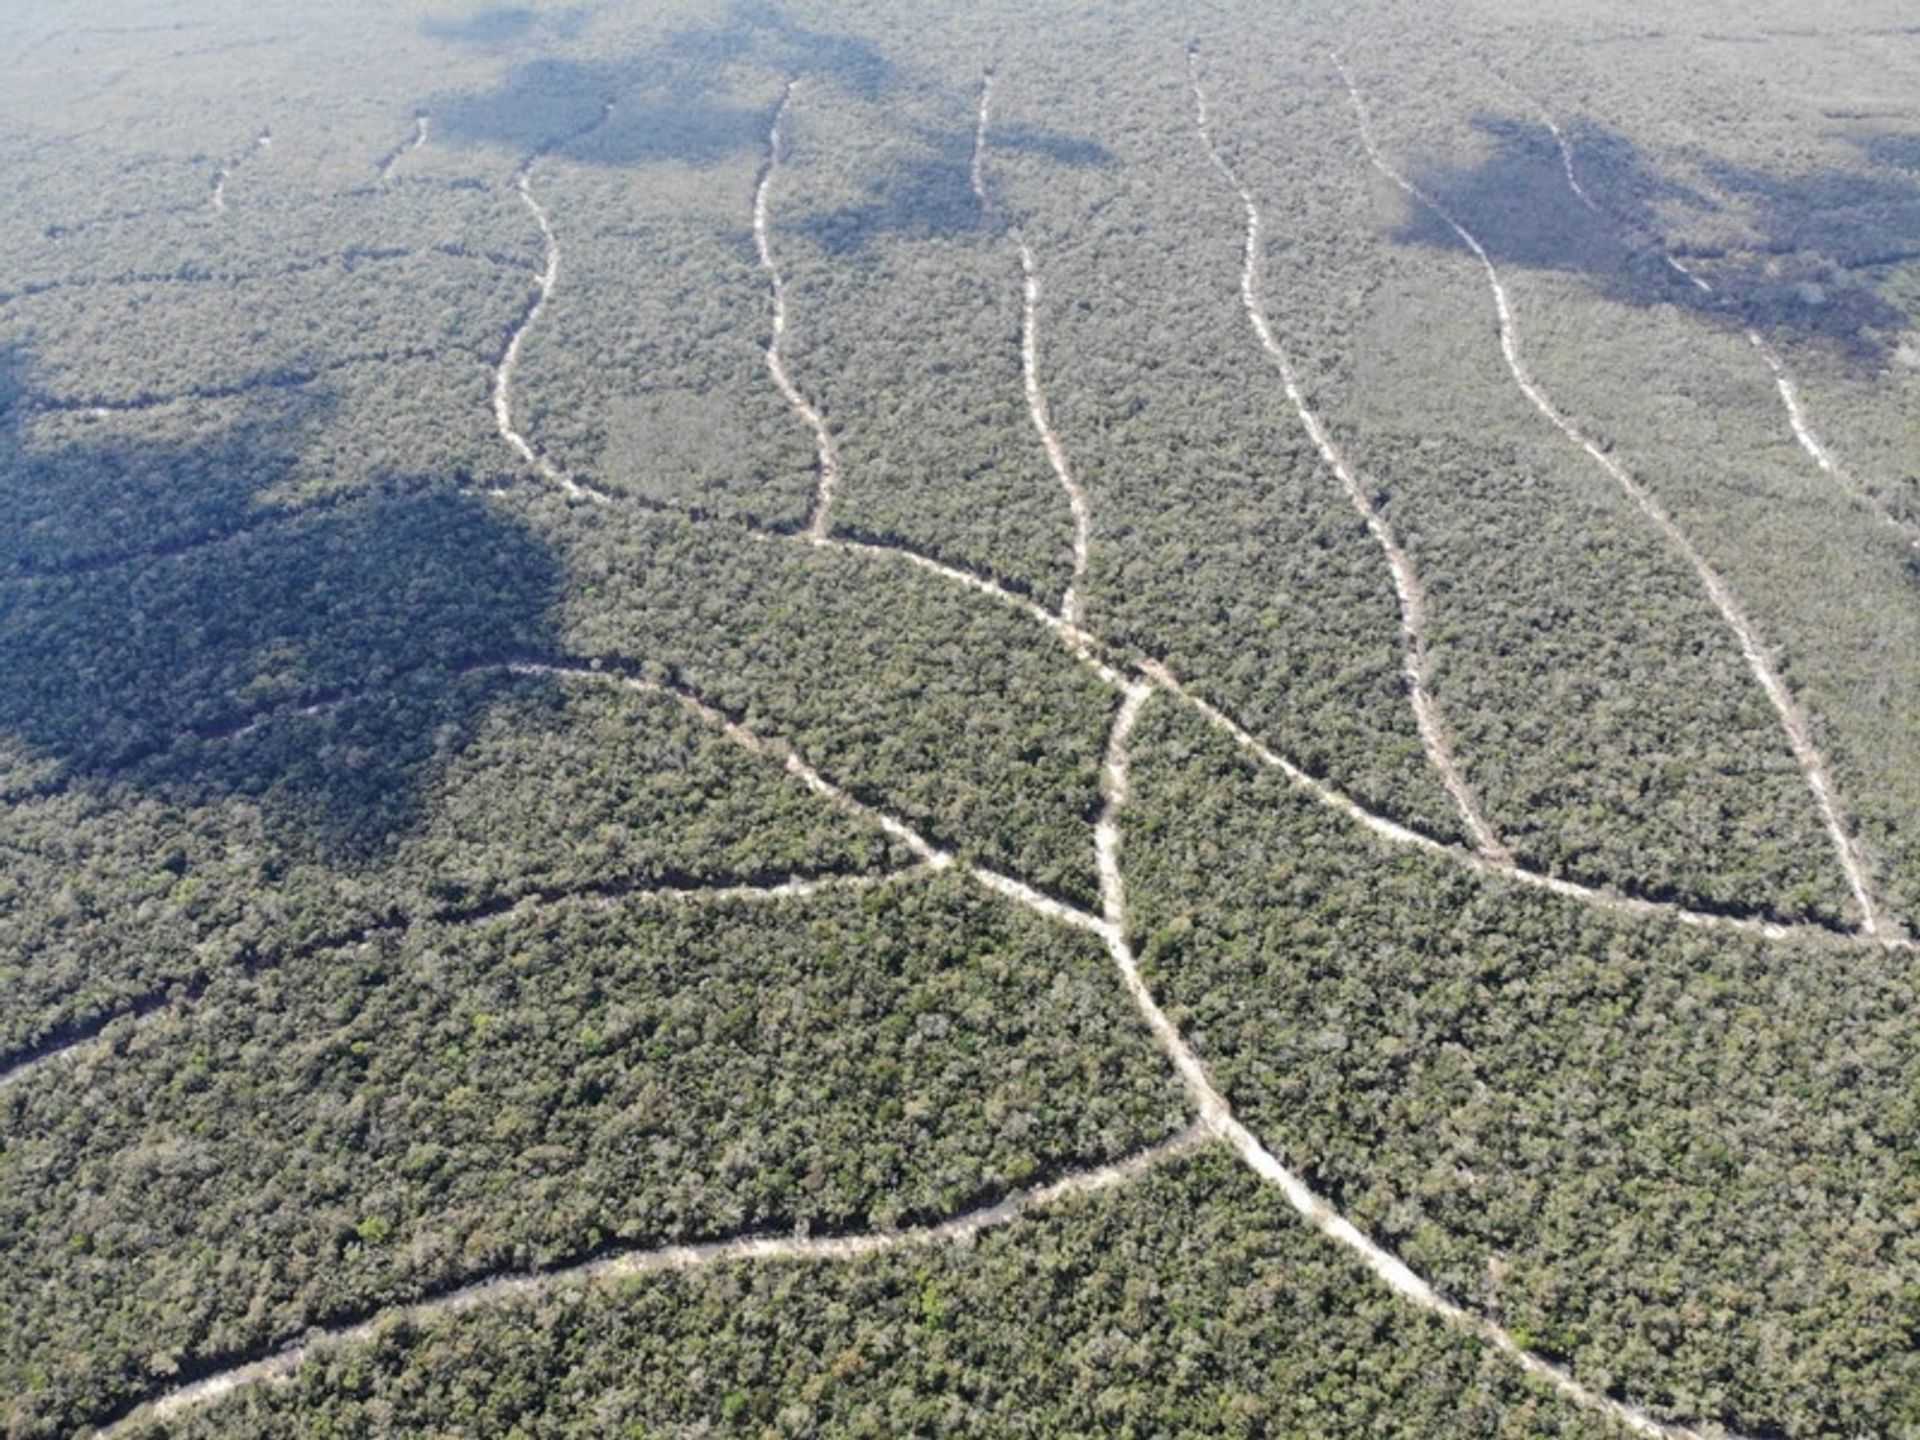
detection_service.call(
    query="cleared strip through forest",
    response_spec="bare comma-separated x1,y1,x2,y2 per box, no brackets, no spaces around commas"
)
67,651,1740,1439
378,112,430,183
494,163,606,499
1747,318,1920,547
1092,676,1732,1440
10,477,1899,953
754,81,842,542
1332,53,1890,939
1491,69,1920,551
98,1127,1209,1436
808,517,1893,946
4,58,1884,1440
491,100,620,504
210,128,270,212
1186,49,1509,862
971,71,1095,627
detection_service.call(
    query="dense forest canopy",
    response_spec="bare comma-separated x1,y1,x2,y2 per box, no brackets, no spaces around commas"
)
4,1,1920,1436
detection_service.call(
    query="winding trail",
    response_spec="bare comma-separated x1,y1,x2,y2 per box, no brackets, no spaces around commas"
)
1333,53,1889,940
1491,69,1920,551
811,526,1902,948
1091,677,1729,1440
98,1127,1208,1436
1186,50,1509,862
378,112,430,184
14,57,1895,1440
209,128,270,212
1747,320,1920,547
972,72,1094,626
64,650,1749,1440
14,489,1902,955
755,81,842,542
494,121,613,505
1480,63,1600,216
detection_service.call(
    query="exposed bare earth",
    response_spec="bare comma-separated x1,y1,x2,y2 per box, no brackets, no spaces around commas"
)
1335,52,1889,940
1501,73,1920,552
493,115,615,505
1188,50,1509,862
755,82,843,542
104,1128,1210,1437
972,72,1094,626
30,58,1909,1440
378,112,429,184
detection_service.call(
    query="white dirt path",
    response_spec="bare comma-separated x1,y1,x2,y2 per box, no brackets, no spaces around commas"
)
379,113,430,184
74,654,1748,1440
1493,71,1920,552
1092,681,1731,1440
101,1126,1209,1436
814,526,1898,950
972,72,1095,627
1334,54,1889,940
1746,327,1920,548
209,128,270,213
493,109,616,505
755,81,843,542
1187,50,1510,863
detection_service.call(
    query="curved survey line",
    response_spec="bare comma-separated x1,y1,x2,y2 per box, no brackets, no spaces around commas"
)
1489,67,1920,551
210,127,271,212
819,528,1878,947
972,72,1095,626
1092,665,1741,1440
493,156,611,502
1333,53,1889,939
1187,48,1509,861
95,1128,1209,1436
755,81,842,542
378,112,430,184
1746,328,1920,548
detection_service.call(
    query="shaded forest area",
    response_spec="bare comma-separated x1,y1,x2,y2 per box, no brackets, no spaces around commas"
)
5,1,1920,1438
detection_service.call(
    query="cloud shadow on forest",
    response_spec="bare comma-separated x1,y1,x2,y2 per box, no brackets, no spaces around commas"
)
423,0,892,163
794,115,1114,258
0,344,564,864
420,6,596,49
419,0,1111,256
1859,131,1920,175
1390,111,1919,363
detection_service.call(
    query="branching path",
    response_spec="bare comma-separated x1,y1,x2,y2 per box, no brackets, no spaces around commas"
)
972,71,1094,626
1332,53,1891,940
52,653,1738,1440
99,1127,1208,1437
1093,680,1726,1440
755,81,843,541
1486,65,1920,552
1186,48,1509,862
25,62,1907,1440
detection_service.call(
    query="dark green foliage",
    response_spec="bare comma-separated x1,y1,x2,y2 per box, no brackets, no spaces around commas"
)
155,1153,1628,1440
4,3,1920,1439
1,875,1185,1436
1125,699,1920,1437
